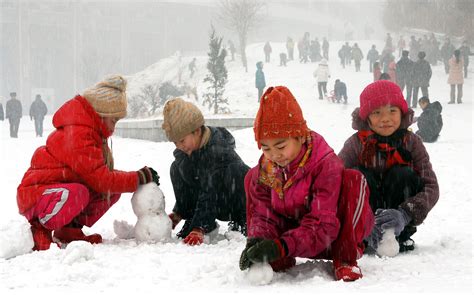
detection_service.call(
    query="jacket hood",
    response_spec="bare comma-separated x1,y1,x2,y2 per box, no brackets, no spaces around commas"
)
428,101,442,113
52,95,111,138
350,107,414,131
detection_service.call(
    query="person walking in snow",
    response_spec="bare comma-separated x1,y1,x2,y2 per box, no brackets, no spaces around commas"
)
239,86,374,281
338,80,439,256
396,50,415,108
322,37,329,60
447,49,464,104
351,43,364,72
255,61,266,102
412,51,432,107
458,40,472,78
5,91,22,138
17,75,161,251
163,98,249,246
228,40,236,61
286,37,295,61
314,58,330,100
366,44,379,73
0,101,4,121
188,58,197,78
29,94,48,137
264,41,272,63
416,96,443,143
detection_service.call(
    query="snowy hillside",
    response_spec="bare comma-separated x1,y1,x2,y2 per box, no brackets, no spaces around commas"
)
0,39,472,294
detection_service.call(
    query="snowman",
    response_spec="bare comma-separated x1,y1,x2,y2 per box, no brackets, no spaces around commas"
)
376,228,399,257
114,182,172,243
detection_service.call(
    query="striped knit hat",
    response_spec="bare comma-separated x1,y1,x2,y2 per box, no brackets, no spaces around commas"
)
83,75,127,118
162,97,204,142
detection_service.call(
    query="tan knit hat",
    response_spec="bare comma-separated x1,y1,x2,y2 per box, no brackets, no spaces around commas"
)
83,75,127,118
162,97,204,142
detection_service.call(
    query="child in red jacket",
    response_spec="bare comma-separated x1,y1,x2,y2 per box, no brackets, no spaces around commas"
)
338,80,439,255
239,86,374,281
17,75,160,251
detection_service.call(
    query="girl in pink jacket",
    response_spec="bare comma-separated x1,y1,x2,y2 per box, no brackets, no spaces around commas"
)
239,86,374,281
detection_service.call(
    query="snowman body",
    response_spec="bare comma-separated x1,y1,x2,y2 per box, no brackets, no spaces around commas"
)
131,183,172,242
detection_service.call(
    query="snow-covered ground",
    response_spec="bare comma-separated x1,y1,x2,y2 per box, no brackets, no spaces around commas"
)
0,39,472,294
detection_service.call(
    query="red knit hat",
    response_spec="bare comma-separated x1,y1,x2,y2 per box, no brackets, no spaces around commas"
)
359,80,408,120
254,86,308,148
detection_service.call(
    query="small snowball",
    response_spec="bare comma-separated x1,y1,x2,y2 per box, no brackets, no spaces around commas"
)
134,214,172,242
62,241,94,265
131,183,165,217
377,228,399,257
0,218,34,259
247,262,273,285
113,220,135,239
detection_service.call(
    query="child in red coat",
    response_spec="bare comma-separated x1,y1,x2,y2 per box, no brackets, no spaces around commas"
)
338,80,439,255
239,86,374,281
17,75,160,251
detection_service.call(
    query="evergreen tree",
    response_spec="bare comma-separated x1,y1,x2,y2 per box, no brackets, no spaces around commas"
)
203,25,229,114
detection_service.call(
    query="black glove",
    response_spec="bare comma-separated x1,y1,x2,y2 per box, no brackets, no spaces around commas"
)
239,238,262,271
375,208,411,236
137,166,160,186
240,238,287,270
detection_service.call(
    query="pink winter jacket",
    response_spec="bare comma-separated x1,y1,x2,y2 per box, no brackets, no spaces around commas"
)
447,57,464,85
245,131,343,258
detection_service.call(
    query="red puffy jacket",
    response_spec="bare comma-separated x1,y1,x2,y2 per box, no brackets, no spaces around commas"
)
17,95,139,215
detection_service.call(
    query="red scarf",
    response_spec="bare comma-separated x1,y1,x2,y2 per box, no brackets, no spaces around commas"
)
357,130,412,169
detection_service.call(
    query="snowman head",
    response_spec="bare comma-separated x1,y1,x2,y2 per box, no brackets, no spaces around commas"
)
131,183,166,217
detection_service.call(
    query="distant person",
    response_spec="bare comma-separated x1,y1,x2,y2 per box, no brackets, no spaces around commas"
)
188,58,197,78
447,49,464,104
334,79,348,104
313,59,330,100
255,61,266,102
458,40,472,78
279,52,287,66
440,38,455,74
366,44,379,73
416,96,443,143
412,51,432,107
351,43,363,72
322,37,330,60
396,50,415,108
5,92,22,138
286,37,295,60
0,101,4,121
264,41,272,63
29,94,48,137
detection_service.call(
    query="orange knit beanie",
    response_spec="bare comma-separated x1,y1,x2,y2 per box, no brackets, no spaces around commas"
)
254,86,308,148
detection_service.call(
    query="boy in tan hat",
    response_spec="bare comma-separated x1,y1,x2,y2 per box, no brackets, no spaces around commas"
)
163,98,249,245
17,75,160,251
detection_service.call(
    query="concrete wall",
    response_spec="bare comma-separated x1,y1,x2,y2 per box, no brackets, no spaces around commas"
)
115,117,254,142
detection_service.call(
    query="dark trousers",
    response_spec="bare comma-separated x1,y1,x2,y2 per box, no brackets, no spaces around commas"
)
257,87,264,102
9,118,20,138
317,82,327,99
450,84,463,103
399,81,414,107
356,165,424,242
34,118,44,137
413,86,429,105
